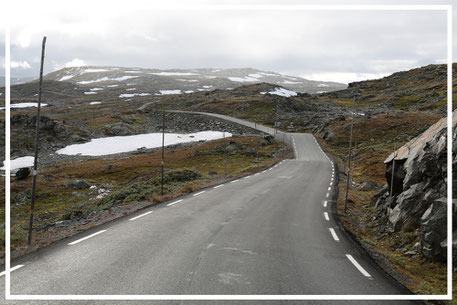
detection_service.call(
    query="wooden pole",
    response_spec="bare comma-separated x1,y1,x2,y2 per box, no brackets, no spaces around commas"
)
390,144,397,199
344,97,355,214
161,110,165,196
28,36,46,246
224,131,227,177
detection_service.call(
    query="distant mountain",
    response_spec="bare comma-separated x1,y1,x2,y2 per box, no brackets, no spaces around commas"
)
43,66,346,95
0,76,36,86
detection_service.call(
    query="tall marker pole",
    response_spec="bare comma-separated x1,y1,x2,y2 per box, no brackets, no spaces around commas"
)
28,36,46,246
161,110,165,196
344,97,355,214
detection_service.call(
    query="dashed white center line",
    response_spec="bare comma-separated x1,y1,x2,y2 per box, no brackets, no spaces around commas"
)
330,182,333,186
129,211,152,221
326,193,330,197
323,200,328,207
167,199,184,206
328,187,331,191
329,228,340,241
214,184,224,189
193,191,206,196
231,179,240,183
324,212,330,221
0,265,24,277
68,230,107,245
346,254,372,278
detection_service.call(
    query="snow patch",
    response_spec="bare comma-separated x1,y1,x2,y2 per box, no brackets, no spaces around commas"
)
317,83,330,87
107,84,118,87
151,72,198,76
77,75,138,84
84,92,97,95
56,131,231,156
1,156,34,171
228,76,258,82
158,90,181,95
119,93,151,98
90,88,103,91
184,90,194,93
90,101,102,105
260,87,297,97
248,73,263,79
82,69,109,74
59,75,74,81
0,103,48,110
126,88,136,91
282,80,301,84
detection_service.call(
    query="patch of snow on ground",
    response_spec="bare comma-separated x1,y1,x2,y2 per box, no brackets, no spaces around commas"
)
78,76,138,84
56,131,231,156
283,80,301,84
259,72,278,76
151,72,198,76
90,102,102,105
316,91,327,94
184,90,194,93
177,79,199,82
317,83,330,87
82,69,109,74
59,75,74,81
107,84,118,87
0,103,48,110
159,90,181,95
90,88,103,91
228,76,258,82
206,76,217,79
126,88,136,91
84,92,97,95
119,93,151,98
260,87,297,97
124,70,142,73
248,73,263,79
202,85,212,89
1,156,34,171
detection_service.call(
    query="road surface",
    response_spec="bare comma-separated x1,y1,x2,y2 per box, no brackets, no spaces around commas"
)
1,112,422,304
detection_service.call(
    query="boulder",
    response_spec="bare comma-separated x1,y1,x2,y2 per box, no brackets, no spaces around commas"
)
65,179,90,190
15,167,30,180
421,197,447,261
359,180,381,191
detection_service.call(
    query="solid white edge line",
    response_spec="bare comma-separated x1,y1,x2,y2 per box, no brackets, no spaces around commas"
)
346,254,372,278
231,179,240,183
329,228,340,241
254,173,260,176
167,199,184,206
214,184,224,189
193,191,206,196
323,201,328,207
0,265,23,277
324,212,330,221
68,230,107,246
129,211,152,221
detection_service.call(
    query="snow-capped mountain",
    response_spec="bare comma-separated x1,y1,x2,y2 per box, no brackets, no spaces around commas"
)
44,66,346,95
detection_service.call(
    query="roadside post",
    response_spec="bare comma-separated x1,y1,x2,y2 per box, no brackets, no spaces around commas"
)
28,36,46,246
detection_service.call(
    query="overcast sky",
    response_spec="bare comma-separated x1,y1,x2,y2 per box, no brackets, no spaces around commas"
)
1,0,454,84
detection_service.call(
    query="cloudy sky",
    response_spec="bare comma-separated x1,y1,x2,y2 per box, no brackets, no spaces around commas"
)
1,0,454,84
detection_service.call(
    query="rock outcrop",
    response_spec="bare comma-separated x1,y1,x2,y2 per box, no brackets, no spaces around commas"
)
375,110,456,261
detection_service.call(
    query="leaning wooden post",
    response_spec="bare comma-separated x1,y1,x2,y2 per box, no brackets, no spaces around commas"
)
28,36,46,246
390,144,397,199
161,110,165,196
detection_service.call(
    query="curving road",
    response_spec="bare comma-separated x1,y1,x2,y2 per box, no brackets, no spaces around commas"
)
1,112,421,304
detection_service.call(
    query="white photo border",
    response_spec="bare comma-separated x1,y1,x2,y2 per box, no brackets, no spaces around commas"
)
4,3,453,301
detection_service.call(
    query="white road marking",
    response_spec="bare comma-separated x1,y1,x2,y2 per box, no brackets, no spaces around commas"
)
324,212,330,221
328,187,331,191
129,211,152,221
231,179,240,183
329,228,340,241
244,176,250,179
214,184,224,189
193,191,206,196
0,265,24,277
330,182,333,186
323,200,327,207
254,173,260,176
346,254,372,278
326,193,329,197
68,230,107,245
167,199,184,206
262,170,267,173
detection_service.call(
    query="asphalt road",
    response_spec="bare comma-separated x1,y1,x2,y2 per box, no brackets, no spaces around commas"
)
1,113,423,304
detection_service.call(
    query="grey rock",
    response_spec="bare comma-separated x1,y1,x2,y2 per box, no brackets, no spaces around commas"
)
15,167,30,180
65,179,90,190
